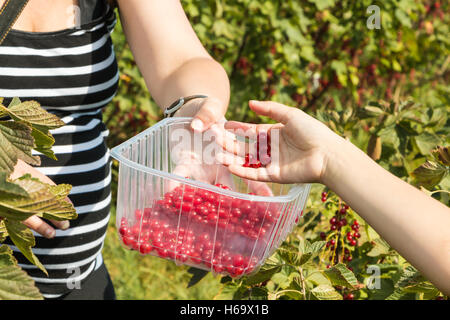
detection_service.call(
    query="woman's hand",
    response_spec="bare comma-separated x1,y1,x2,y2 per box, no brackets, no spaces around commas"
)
213,100,344,184
10,160,71,239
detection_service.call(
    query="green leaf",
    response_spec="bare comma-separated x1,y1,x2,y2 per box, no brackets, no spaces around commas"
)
245,265,282,286
186,267,209,288
323,263,358,289
366,238,391,257
277,240,326,266
4,220,47,276
7,97,21,108
0,219,7,242
0,121,40,175
0,245,43,300
214,282,245,300
0,100,65,133
308,0,335,11
30,127,57,161
432,146,450,166
411,160,447,189
363,105,385,117
248,286,268,300
386,288,406,300
414,132,441,155
306,271,332,286
310,284,342,300
299,240,326,265
0,175,77,221
0,172,28,197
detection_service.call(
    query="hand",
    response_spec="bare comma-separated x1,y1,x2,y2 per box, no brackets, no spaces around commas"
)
10,160,72,239
213,100,344,184
166,118,273,196
173,96,228,132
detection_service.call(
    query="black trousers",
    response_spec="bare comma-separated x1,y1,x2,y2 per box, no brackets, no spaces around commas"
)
52,263,116,300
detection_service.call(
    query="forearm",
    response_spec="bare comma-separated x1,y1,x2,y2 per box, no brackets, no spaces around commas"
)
150,57,230,112
323,138,450,294
117,0,230,111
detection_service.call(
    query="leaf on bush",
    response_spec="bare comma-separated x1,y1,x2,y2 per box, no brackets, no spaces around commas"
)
298,240,326,265
323,263,358,289
4,220,47,276
278,240,326,266
395,265,425,289
414,132,441,155
385,287,406,300
0,175,76,221
248,286,268,300
0,245,43,300
245,265,282,286
306,270,332,287
366,238,391,257
0,121,40,175
411,160,447,189
367,278,395,300
363,105,385,117
310,284,342,300
186,267,209,288
432,146,450,166
308,0,336,11
214,282,246,300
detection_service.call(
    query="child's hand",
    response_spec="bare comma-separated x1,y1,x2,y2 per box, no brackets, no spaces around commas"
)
213,100,343,184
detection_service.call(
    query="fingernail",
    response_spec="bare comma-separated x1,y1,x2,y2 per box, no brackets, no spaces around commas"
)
191,118,204,132
45,229,55,239
60,221,70,230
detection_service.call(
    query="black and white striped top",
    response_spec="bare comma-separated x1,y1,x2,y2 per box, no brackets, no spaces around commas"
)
0,2,118,298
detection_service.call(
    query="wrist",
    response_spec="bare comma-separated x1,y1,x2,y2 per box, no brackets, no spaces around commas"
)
319,136,355,187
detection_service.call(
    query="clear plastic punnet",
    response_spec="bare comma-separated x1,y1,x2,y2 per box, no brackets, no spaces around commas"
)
111,117,311,278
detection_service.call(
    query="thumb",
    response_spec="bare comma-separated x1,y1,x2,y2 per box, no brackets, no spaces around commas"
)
191,97,227,132
249,100,299,125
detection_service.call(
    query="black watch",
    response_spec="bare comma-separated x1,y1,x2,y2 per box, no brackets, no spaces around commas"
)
164,95,208,118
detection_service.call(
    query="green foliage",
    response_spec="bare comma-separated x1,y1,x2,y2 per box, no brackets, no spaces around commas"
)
0,98,77,300
103,0,449,300
0,245,42,300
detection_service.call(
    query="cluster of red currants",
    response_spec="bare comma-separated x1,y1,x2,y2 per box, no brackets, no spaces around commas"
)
243,131,271,168
118,184,282,277
321,203,359,269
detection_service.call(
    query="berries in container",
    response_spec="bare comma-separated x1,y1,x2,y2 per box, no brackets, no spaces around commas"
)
111,117,311,278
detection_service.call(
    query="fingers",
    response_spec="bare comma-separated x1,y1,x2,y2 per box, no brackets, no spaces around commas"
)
249,100,298,125
216,151,278,183
23,216,55,239
191,97,227,132
22,216,71,239
50,219,70,230
210,124,250,156
224,121,275,136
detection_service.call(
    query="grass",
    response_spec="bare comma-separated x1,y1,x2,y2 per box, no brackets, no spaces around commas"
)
102,208,223,300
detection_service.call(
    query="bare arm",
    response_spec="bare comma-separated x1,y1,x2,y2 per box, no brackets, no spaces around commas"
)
216,101,450,295
323,128,450,295
117,0,230,131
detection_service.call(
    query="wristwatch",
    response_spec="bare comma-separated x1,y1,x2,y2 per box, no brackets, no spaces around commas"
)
164,95,208,118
